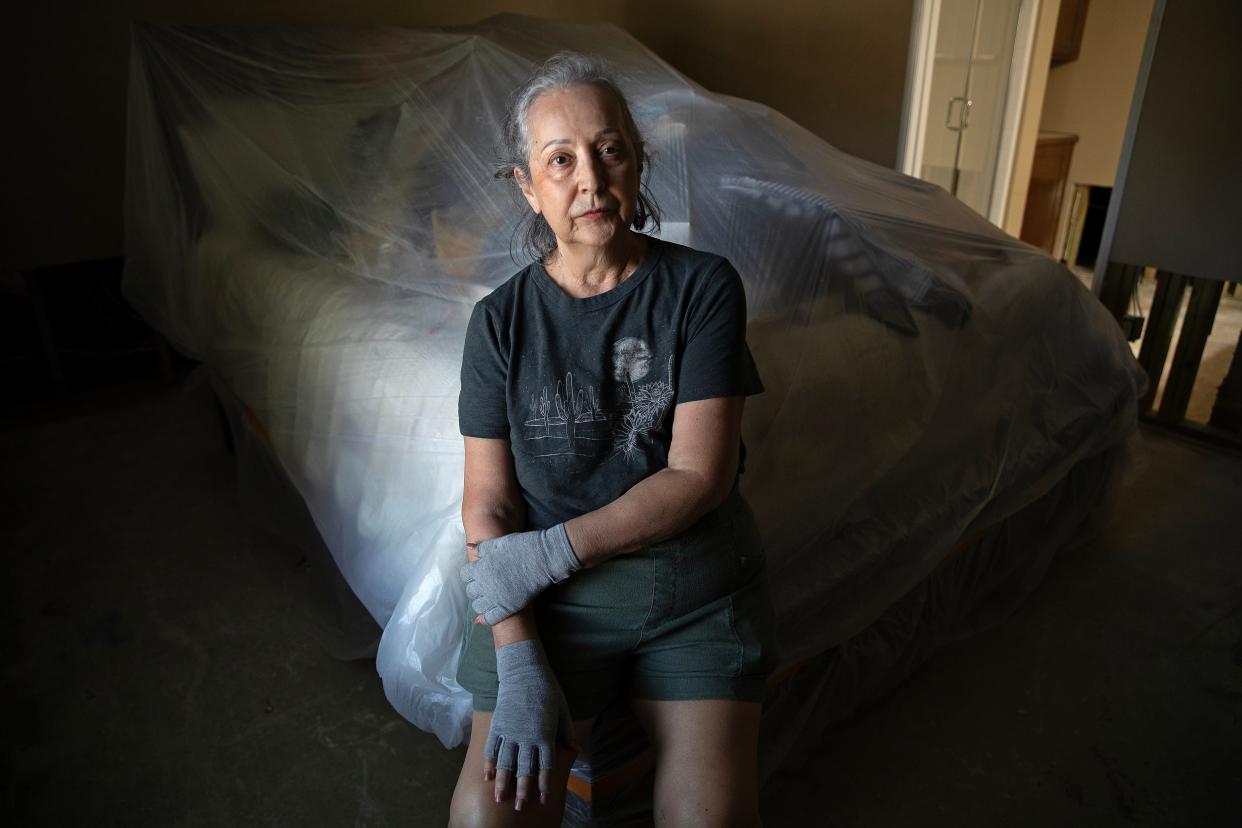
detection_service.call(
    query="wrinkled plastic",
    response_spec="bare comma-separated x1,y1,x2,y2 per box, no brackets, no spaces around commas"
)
124,15,1144,748
560,445,1127,825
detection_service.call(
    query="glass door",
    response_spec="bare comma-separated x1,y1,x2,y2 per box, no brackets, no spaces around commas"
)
920,0,1024,218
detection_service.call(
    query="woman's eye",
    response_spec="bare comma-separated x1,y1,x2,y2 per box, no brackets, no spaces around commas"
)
599,144,627,165
549,154,571,167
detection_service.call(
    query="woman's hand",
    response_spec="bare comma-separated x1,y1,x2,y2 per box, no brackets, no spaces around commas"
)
485,638,575,810
460,524,581,625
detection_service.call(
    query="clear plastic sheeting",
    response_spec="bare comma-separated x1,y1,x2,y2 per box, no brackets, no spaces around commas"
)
563,444,1125,825
124,15,1145,748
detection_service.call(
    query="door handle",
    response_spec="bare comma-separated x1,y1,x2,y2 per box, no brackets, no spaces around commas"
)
945,96,974,131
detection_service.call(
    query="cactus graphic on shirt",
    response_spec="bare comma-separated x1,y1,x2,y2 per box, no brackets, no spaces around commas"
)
522,337,674,459
524,372,608,441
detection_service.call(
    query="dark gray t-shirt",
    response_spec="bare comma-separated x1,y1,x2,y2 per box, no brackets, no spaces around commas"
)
458,237,764,530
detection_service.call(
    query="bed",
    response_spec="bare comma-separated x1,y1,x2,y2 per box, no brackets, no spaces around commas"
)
123,16,1144,823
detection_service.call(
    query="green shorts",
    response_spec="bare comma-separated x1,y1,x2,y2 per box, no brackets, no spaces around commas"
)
456,488,778,720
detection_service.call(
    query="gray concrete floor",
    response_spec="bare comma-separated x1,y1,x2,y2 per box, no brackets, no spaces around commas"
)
3,379,1239,827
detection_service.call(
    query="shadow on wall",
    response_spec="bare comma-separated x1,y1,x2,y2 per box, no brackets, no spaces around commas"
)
8,0,914,272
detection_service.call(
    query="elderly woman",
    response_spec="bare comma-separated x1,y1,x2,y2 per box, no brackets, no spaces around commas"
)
451,53,775,827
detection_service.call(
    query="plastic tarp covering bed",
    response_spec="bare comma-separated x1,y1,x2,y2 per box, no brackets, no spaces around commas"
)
123,15,1144,748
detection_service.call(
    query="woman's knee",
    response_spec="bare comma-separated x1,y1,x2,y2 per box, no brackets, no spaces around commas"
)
649,757,761,828
448,759,573,828
653,797,761,828
446,787,519,828
446,793,487,828
448,790,567,828
635,699,762,827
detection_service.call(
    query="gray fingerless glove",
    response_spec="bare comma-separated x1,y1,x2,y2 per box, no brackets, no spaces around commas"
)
460,524,581,625
487,639,574,778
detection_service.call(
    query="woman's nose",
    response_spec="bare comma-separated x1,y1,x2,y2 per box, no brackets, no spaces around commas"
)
577,154,605,193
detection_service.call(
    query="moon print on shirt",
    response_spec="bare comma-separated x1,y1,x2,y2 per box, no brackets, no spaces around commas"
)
612,337,653,382
522,337,675,460
613,344,675,460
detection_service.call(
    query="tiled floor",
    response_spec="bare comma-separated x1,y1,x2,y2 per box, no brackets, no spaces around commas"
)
1071,266,1241,425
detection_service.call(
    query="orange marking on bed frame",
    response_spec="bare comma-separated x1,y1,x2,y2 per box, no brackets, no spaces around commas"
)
567,751,657,803
242,404,272,445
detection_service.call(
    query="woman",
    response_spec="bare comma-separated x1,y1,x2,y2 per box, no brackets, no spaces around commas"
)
450,52,776,827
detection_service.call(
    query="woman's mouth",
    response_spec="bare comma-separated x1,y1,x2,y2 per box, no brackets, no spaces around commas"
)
578,208,612,220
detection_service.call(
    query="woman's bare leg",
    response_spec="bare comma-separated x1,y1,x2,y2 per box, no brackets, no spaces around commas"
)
630,698,763,828
448,712,594,828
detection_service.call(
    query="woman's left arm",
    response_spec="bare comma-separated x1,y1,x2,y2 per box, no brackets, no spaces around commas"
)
462,395,744,624
564,395,744,566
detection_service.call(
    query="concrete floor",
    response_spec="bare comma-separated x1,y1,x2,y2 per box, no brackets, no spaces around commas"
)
3,379,1240,827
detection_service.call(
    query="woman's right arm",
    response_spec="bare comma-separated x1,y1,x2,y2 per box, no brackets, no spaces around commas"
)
462,436,539,646
465,436,574,811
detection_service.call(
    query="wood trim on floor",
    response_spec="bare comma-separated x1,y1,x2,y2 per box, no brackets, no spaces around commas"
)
1158,276,1224,423
1137,270,1187,412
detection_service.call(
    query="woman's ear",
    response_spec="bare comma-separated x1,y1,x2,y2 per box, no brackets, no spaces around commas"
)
515,167,541,214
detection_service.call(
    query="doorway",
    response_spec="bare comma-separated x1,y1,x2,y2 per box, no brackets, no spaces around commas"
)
899,0,1038,225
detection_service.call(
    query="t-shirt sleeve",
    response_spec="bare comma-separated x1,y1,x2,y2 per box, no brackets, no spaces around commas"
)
676,260,765,403
458,300,511,438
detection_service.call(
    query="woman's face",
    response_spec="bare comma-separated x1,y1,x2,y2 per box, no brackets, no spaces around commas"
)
516,83,641,256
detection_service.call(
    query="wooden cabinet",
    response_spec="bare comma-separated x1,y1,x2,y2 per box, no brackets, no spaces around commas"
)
1020,132,1078,255
1052,0,1091,65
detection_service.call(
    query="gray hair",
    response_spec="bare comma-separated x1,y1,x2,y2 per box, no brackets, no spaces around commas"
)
496,52,661,263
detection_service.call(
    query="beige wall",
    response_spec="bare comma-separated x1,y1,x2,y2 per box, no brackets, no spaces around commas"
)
620,0,915,168
4,0,913,270
1036,0,1153,254
1001,0,1062,237
1041,0,1154,186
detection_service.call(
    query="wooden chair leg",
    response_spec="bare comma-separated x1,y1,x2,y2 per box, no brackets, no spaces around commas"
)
1136,271,1186,412
1158,276,1223,424
1097,260,1141,325
1209,330,1242,433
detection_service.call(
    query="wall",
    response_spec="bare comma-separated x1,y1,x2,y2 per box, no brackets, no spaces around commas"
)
621,0,915,169
3,2,132,271
1041,0,1153,188
1036,0,1153,256
1103,0,1242,282
1001,0,1062,237
3,0,914,270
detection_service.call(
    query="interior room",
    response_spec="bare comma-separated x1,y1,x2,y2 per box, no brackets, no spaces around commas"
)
4,1,1239,826
1023,0,1242,428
